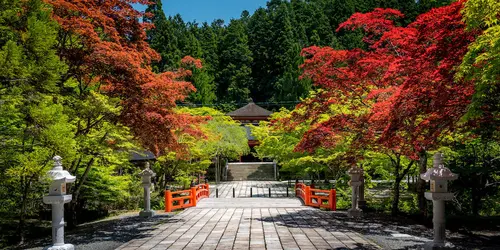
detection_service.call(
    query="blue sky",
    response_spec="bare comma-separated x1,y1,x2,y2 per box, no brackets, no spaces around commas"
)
135,0,270,24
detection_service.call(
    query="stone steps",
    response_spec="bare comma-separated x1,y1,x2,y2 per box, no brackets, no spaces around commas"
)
226,163,275,181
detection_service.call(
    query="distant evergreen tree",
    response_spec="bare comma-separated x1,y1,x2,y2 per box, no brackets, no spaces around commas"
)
269,2,297,90
144,1,184,71
248,8,273,102
198,22,220,75
216,19,253,104
274,42,312,105
267,2,311,103
290,0,311,46
184,26,203,59
185,66,217,105
309,1,336,46
144,0,446,106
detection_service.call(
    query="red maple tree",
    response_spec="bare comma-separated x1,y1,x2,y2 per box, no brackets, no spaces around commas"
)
45,0,203,155
283,1,478,215
295,2,476,158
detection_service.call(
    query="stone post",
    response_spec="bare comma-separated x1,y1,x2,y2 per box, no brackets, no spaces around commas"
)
358,174,367,209
421,152,458,249
273,161,277,180
224,162,229,181
43,156,75,250
347,165,363,218
139,163,156,218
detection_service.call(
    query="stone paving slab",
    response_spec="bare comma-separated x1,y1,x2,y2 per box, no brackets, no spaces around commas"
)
196,198,303,208
117,208,380,250
210,181,293,198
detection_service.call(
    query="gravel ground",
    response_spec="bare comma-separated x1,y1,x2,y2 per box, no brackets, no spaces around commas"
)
19,211,171,250
328,212,500,250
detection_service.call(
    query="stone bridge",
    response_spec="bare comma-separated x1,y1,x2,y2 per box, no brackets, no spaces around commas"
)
116,181,387,250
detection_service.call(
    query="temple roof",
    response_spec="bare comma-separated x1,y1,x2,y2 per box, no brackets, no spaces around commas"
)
130,150,156,162
227,101,273,117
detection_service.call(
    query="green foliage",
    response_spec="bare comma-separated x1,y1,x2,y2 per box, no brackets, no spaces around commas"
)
153,107,249,188
0,0,73,225
183,62,217,105
458,0,500,139
216,19,253,103
0,0,145,240
253,107,349,179
440,138,500,216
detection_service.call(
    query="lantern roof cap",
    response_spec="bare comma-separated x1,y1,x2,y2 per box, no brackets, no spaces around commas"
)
139,162,156,177
47,156,76,183
347,165,364,175
421,152,458,181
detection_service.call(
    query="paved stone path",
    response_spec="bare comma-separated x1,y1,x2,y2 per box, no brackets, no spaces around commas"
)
209,181,292,198
117,181,381,250
196,198,302,208
22,184,499,250
119,181,465,249
117,207,379,250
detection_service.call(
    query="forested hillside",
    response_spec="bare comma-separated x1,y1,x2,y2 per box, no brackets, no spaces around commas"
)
145,0,450,109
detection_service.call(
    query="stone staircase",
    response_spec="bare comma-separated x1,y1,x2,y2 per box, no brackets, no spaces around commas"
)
225,162,276,181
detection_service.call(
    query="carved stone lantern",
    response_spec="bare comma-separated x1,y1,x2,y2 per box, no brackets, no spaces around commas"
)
138,162,156,218
421,152,458,249
347,165,364,218
43,156,75,250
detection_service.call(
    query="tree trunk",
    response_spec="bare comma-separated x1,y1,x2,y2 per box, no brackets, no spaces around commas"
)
471,187,480,216
68,158,94,228
18,177,29,244
392,177,402,216
417,150,428,218
391,157,401,216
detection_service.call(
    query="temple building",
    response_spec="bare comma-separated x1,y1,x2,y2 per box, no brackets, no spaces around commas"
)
227,100,273,162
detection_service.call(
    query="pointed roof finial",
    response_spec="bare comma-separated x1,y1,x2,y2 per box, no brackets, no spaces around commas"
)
53,156,63,170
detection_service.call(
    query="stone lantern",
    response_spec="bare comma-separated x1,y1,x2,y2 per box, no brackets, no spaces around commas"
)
139,162,156,218
347,165,364,218
421,152,458,249
43,156,75,250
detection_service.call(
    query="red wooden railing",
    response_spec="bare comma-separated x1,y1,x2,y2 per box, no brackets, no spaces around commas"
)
295,182,336,211
165,183,210,212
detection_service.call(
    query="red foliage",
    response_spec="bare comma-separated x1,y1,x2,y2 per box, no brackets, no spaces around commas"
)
181,56,203,69
292,1,478,159
337,8,405,45
45,0,202,156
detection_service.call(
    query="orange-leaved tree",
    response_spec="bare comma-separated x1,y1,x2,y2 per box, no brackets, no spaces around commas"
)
44,0,205,226
46,0,202,155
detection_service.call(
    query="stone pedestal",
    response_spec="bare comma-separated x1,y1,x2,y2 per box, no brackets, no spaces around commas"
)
139,210,155,218
44,244,75,250
139,163,156,218
348,180,363,218
421,153,458,250
358,175,367,209
347,166,364,218
43,156,75,250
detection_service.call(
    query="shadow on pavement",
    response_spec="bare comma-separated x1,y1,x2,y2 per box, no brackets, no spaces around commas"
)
19,213,175,250
256,209,500,250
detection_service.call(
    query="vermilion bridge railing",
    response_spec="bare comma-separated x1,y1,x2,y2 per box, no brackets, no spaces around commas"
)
165,183,210,212
295,182,336,211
